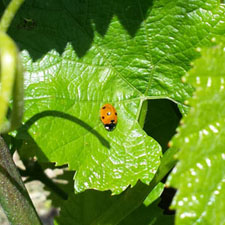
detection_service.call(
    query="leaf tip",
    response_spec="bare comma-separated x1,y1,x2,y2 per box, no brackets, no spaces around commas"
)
180,119,184,125
164,183,170,188
190,62,194,67
181,76,187,83
168,141,173,148
211,37,216,43
176,127,180,134
195,47,201,52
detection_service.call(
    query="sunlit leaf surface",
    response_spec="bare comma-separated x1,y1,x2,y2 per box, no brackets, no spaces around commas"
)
167,43,225,225
7,0,225,193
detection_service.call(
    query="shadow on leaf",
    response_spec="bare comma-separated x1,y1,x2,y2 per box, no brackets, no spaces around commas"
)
8,0,153,59
17,110,110,149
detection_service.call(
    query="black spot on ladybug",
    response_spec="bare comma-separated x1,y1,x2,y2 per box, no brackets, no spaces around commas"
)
111,120,115,123
102,116,105,119
102,106,106,109
115,112,117,115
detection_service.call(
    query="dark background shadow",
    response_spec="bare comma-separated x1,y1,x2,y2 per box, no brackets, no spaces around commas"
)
1,0,153,60
142,99,180,217
144,99,182,153
17,110,110,150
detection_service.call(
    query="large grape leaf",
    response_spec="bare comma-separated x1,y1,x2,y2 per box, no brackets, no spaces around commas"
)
54,191,118,225
167,43,225,224
7,0,225,193
54,192,173,225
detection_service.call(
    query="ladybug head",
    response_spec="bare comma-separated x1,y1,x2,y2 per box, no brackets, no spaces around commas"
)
104,123,116,131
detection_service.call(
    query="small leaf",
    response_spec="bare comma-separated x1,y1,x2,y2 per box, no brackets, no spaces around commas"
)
143,182,164,207
167,42,225,224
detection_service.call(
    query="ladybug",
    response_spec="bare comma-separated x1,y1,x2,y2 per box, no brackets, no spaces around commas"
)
100,104,117,131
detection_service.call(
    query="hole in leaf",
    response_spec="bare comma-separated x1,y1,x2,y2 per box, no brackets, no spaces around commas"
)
158,187,176,215
143,99,182,153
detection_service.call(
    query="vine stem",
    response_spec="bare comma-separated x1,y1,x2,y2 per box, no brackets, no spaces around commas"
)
92,147,178,225
0,136,42,225
137,99,148,128
0,0,25,32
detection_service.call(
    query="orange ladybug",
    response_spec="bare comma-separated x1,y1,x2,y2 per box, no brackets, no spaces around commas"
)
100,104,117,131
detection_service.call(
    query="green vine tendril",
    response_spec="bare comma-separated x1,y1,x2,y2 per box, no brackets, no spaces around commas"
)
0,0,24,133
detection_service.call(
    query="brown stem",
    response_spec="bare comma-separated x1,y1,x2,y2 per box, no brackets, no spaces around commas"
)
0,136,42,225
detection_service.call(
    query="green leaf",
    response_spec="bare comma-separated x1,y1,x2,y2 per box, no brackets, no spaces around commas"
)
143,182,164,206
55,191,119,225
167,43,225,224
119,200,174,225
9,0,225,193
54,191,173,225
